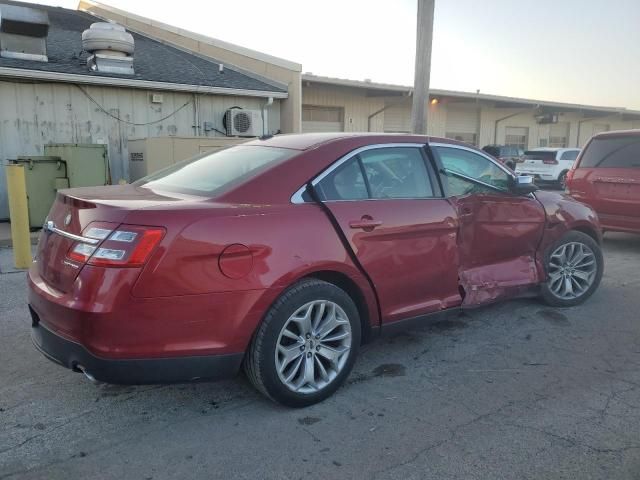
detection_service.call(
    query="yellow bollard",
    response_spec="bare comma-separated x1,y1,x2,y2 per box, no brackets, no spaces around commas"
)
5,164,33,269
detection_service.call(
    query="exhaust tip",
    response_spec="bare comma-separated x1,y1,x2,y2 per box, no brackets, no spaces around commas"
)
74,364,97,383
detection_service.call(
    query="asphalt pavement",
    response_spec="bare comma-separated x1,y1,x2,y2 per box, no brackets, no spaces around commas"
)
1,233,640,480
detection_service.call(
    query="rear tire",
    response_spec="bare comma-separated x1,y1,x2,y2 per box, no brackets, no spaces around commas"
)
244,279,361,407
558,171,568,190
540,231,603,307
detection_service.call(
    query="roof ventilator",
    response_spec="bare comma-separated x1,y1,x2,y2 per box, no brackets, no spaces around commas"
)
82,22,134,75
0,4,50,62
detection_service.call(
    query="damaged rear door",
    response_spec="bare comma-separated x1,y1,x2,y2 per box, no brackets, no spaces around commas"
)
312,144,462,324
431,144,546,306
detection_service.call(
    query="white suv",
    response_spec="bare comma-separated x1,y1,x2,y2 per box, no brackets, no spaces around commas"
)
516,148,580,189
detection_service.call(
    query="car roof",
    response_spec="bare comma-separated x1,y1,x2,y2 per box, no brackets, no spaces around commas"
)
592,129,640,139
244,132,467,151
528,147,579,152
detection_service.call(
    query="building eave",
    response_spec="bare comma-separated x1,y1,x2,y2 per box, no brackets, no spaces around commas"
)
0,66,288,98
302,74,640,118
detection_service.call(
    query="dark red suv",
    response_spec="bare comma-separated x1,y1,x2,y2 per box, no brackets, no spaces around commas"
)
29,133,604,406
567,130,640,234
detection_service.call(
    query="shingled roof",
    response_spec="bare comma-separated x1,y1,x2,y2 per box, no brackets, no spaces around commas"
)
0,0,287,95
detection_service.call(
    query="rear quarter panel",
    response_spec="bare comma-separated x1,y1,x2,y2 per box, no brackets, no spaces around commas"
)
126,203,379,329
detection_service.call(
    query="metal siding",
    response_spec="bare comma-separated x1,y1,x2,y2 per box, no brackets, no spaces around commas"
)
383,104,411,133
0,80,281,219
445,106,478,134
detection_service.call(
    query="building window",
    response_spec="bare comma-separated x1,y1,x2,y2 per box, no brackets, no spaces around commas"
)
445,132,477,146
505,127,529,150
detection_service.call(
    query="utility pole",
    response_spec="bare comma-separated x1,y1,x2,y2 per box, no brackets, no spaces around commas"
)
411,0,435,135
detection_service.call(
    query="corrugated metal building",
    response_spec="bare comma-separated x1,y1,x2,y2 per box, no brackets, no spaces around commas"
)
0,0,294,220
301,75,640,149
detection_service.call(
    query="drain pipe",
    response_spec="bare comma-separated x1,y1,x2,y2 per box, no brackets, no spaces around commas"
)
367,92,413,132
493,105,539,144
193,93,200,136
368,105,390,132
262,97,274,136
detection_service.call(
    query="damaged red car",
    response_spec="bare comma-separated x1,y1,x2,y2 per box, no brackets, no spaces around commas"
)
29,133,604,407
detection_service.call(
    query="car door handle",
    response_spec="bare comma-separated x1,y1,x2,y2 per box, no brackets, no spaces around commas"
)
349,217,383,230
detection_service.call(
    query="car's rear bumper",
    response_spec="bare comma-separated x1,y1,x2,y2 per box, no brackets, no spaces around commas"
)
517,171,559,182
30,307,244,384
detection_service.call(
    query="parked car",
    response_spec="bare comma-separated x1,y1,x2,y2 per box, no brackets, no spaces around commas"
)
567,129,640,234
481,145,523,170
516,148,580,189
29,133,604,407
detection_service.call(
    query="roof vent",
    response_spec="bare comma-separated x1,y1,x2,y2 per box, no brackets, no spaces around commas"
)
82,22,134,75
0,4,50,62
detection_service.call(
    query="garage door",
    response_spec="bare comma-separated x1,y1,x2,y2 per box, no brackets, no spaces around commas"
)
445,107,478,145
302,106,344,133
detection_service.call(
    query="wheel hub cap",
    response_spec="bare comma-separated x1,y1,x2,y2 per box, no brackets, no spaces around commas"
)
275,300,352,394
547,241,597,300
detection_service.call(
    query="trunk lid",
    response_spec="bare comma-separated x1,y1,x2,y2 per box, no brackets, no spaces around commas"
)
36,185,192,293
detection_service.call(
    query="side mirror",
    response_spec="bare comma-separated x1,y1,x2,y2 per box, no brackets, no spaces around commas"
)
511,175,538,194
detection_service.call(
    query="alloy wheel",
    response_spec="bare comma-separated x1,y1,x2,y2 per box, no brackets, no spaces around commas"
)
275,300,352,394
547,241,597,300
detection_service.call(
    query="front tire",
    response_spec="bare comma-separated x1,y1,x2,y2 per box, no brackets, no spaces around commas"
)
244,279,361,407
540,231,603,307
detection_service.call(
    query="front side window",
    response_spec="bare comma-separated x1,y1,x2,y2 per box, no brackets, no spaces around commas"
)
316,147,435,201
435,146,511,196
579,136,640,168
136,145,296,196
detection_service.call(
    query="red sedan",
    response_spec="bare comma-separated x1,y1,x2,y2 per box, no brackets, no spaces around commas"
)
29,133,604,406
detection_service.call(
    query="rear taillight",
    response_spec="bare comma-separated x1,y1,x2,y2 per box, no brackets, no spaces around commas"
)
543,159,559,165
67,224,165,267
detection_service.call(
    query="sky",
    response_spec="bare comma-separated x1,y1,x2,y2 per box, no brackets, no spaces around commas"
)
19,0,640,109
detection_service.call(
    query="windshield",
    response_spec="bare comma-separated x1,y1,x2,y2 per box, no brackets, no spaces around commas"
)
135,145,296,196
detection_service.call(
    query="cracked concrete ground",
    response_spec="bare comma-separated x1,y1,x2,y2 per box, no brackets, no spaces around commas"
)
1,233,640,480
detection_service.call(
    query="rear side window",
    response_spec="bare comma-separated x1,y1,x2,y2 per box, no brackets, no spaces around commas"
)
137,145,296,196
360,148,434,199
316,147,435,201
317,159,368,201
560,150,579,161
579,136,640,168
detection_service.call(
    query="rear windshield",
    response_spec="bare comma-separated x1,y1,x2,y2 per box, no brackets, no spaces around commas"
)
135,145,296,196
579,136,640,168
500,146,519,156
524,151,556,160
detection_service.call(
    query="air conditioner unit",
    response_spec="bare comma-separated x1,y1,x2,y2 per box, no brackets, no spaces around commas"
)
535,113,559,124
224,109,262,137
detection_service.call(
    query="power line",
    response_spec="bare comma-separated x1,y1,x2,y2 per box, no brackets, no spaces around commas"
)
75,84,193,126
